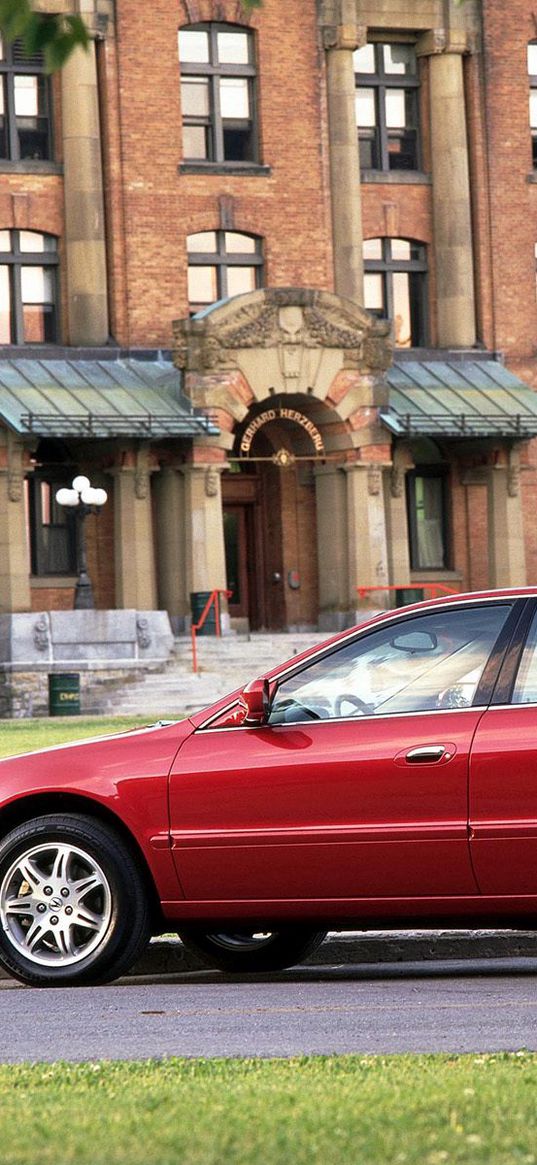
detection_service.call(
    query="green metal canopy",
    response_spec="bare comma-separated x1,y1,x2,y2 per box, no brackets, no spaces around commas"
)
382,359,537,439
0,357,217,439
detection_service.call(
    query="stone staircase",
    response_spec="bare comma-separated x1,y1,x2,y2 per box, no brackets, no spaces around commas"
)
98,631,330,718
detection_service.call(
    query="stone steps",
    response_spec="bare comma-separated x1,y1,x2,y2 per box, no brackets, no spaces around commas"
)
97,631,330,717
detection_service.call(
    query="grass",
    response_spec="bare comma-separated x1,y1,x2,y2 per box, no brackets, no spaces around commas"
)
0,714,183,758
0,1054,535,1165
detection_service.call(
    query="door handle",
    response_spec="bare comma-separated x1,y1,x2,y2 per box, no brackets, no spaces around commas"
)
405,745,448,764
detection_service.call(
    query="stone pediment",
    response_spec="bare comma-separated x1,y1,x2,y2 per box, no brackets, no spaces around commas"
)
173,288,391,374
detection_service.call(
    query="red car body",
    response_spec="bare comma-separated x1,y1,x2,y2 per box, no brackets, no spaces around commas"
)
2,587,537,984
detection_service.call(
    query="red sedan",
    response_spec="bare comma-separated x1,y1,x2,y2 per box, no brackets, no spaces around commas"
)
1,586,537,987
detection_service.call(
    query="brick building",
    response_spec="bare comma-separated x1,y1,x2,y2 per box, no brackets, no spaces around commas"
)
2,0,537,632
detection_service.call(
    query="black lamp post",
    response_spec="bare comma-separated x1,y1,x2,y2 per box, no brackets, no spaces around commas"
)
55,476,108,610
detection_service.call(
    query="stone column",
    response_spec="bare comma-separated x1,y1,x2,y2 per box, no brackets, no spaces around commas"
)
320,1,365,304
0,433,31,613
183,462,227,599
487,452,527,588
61,39,109,345
112,449,157,610
345,461,390,613
153,466,188,621
315,464,348,630
418,30,476,348
384,446,412,587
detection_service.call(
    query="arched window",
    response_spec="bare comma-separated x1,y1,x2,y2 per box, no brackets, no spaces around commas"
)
0,37,52,161
178,23,257,164
363,237,427,347
187,230,263,313
0,230,58,344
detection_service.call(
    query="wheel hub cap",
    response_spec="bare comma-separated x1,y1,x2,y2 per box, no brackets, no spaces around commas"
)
0,841,113,968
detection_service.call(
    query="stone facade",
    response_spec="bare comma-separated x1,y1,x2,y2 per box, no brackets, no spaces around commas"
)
0,0,536,638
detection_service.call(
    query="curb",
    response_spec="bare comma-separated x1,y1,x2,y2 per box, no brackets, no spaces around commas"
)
129,930,537,977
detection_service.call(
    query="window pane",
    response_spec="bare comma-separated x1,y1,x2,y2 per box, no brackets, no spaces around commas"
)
393,271,412,347
528,43,537,74
353,44,375,73
0,230,10,251
187,232,217,253
181,77,209,116
269,605,510,721
217,31,249,64
513,609,537,702
388,127,418,170
413,476,445,568
22,302,55,343
219,76,249,118
14,74,38,116
383,44,416,75
530,91,537,129
182,124,208,159
364,272,384,312
19,231,55,253
390,239,412,261
355,88,376,128
385,88,406,129
225,232,257,254
223,125,253,161
178,29,209,62
0,265,11,342
227,266,256,297
363,238,383,260
21,264,53,303
187,265,218,304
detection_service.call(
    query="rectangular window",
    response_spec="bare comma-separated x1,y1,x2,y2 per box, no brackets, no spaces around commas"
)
179,22,258,166
28,477,77,576
406,470,449,570
354,40,420,173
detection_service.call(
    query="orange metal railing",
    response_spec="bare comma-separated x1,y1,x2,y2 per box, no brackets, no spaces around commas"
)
191,589,233,673
356,583,458,604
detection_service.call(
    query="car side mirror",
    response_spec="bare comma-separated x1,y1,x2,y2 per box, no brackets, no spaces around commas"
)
241,678,270,726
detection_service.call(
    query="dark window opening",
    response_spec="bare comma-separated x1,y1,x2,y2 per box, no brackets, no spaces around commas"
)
0,229,58,344
363,236,427,347
178,23,258,165
406,469,449,571
0,37,52,162
354,41,420,173
187,229,263,314
27,476,77,577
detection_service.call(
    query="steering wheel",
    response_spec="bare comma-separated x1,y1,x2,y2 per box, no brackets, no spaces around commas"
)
270,698,322,723
334,693,374,717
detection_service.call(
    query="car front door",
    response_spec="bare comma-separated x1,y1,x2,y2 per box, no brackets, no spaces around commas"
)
169,601,516,906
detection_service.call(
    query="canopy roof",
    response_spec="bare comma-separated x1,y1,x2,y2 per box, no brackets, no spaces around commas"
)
382,358,537,439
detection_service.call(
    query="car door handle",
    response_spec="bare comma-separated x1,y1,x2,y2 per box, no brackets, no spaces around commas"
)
405,745,448,764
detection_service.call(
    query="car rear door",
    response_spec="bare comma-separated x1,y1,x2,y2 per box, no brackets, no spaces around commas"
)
469,598,537,894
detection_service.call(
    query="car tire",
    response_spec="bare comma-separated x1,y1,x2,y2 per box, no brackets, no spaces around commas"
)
177,927,328,972
0,813,151,987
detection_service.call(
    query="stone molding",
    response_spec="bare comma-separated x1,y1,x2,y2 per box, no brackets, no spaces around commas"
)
416,28,470,57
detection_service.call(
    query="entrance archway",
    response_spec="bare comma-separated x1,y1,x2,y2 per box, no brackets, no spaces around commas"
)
173,287,393,630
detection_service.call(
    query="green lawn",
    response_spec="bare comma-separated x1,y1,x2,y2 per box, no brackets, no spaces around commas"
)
0,714,183,758
0,1054,535,1165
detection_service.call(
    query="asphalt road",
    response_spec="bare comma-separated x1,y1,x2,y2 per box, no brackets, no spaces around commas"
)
2,959,537,1061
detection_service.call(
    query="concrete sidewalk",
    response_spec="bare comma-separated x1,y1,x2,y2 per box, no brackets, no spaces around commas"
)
129,929,537,976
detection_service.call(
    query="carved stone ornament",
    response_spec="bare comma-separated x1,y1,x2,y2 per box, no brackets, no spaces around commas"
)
33,617,49,653
390,464,405,499
7,434,24,502
173,288,390,375
508,453,520,498
136,616,151,650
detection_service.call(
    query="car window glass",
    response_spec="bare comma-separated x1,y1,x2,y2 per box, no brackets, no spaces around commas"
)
512,609,537,703
269,605,511,724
